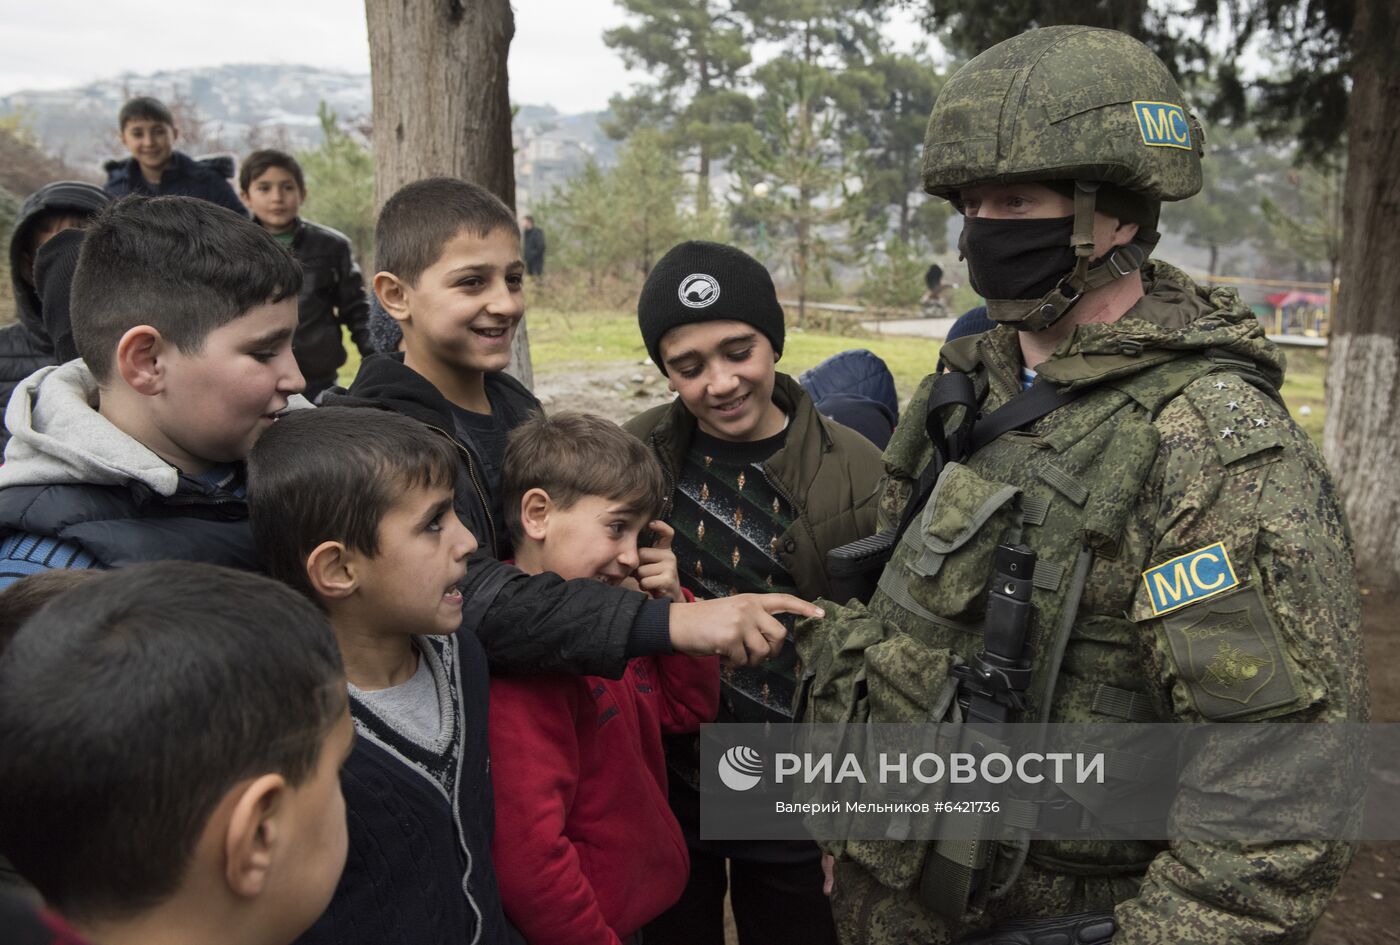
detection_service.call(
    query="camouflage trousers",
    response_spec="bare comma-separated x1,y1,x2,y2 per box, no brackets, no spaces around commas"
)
830,855,1141,945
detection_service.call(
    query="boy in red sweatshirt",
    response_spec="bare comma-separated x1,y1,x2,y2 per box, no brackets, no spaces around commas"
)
491,411,719,945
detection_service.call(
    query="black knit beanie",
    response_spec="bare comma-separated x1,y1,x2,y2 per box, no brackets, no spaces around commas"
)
637,241,785,373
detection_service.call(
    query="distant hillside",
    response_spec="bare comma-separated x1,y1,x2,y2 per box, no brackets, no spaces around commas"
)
0,65,617,200
0,127,88,197
0,127,90,323
0,65,371,174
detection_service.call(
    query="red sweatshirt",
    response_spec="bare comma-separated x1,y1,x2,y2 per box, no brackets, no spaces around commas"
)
489,645,719,944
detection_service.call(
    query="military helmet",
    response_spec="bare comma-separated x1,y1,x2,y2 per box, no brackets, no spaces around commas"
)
924,27,1205,331
922,26,1203,202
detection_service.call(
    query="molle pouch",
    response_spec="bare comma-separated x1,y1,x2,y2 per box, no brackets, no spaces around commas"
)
844,836,934,892
889,462,1024,626
837,636,964,891
793,599,889,726
837,720,966,892
865,633,960,724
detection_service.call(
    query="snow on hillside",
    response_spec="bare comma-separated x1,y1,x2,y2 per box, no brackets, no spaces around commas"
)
0,64,615,193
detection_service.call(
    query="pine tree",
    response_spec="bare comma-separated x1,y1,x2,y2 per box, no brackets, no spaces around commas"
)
729,0,868,324
604,0,755,212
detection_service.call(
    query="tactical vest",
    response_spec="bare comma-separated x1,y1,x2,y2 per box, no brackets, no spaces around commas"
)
795,352,1263,922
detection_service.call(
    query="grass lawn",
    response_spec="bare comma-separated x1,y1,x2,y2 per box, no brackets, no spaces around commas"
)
338,308,948,404
338,308,1328,445
1277,347,1327,444
529,309,949,402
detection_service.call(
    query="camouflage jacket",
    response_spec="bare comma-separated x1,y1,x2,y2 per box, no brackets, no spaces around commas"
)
817,262,1365,945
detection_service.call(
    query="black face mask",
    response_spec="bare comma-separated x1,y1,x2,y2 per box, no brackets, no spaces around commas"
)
959,214,1075,302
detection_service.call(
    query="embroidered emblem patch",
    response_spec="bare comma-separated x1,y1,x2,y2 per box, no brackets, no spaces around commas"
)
1142,541,1239,616
1159,587,1302,720
1133,101,1192,150
679,272,721,308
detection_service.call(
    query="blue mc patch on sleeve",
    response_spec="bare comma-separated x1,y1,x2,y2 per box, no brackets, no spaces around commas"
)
1133,101,1193,150
1142,541,1239,616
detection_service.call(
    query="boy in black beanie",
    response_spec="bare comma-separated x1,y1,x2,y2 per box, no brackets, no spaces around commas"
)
624,241,882,945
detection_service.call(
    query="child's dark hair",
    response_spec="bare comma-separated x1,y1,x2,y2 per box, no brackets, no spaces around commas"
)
0,561,345,922
239,148,306,193
118,95,174,130
375,177,518,286
248,407,463,600
71,196,302,383
0,570,101,656
502,411,666,544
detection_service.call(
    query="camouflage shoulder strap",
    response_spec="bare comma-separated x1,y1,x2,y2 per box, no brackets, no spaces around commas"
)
897,374,1086,544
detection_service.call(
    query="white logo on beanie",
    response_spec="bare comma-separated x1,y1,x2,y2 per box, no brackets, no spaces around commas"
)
678,273,721,309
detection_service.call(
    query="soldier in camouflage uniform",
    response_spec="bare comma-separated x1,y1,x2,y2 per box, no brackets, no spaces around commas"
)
797,25,1367,945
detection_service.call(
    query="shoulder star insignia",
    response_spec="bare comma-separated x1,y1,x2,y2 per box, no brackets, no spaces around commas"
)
1226,400,1241,411
1213,381,1229,390
1253,417,1268,427
1219,428,1236,439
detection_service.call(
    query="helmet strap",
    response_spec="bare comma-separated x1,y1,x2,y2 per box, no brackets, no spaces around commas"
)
1005,182,1159,332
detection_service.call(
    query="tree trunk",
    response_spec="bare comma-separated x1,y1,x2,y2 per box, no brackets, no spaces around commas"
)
1322,0,1400,590
365,0,532,388
697,54,712,214
698,144,711,214
1208,243,1218,280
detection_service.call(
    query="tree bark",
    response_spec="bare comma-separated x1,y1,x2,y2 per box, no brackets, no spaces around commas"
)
697,53,712,214
1322,0,1400,590
365,0,532,388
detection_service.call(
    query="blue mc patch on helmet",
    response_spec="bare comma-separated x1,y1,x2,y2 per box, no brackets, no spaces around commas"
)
1134,101,1193,150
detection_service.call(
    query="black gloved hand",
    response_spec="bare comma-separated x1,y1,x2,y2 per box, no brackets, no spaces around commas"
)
955,911,1116,945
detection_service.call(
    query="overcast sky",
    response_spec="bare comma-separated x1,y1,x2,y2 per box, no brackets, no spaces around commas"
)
0,0,931,112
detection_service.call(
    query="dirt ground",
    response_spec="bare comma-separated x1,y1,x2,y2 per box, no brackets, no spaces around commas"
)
541,363,1400,943
533,359,674,423
1312,587,1400,945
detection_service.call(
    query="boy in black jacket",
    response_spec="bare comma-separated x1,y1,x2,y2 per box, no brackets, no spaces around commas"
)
239,150,373,399
327,177,821,678
0,562,352,945
250,407,515,945
102,97,246,215
2,181,110,448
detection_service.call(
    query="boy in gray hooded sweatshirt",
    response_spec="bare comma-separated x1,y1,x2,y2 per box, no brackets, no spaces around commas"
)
0,195,309,588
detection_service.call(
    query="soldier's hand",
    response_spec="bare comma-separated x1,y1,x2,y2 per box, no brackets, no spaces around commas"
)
668,594,824,666
822,853,835,897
